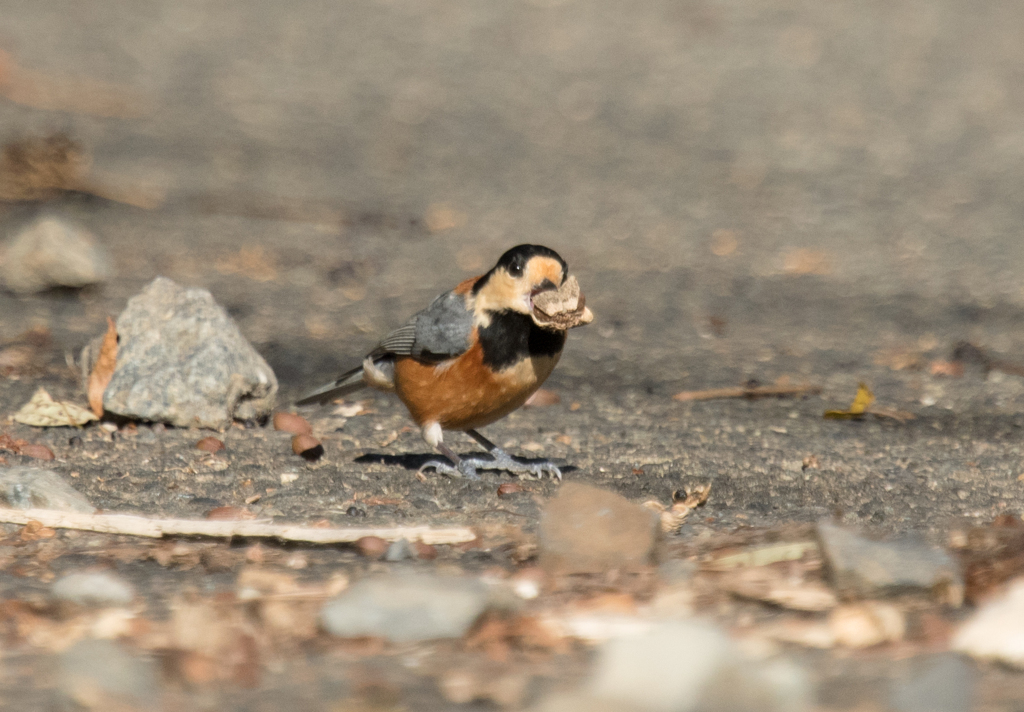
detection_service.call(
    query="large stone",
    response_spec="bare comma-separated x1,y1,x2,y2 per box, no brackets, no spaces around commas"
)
91,277,277,428
0,466,93,512
539,483,659,574
816,520,963,604
320,573,488,642
0,215,110,293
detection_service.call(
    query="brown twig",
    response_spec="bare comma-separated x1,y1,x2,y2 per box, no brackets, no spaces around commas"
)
673,384,822,402
0,508,477,545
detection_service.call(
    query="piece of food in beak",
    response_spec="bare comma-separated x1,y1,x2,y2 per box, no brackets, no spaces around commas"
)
531,274,594,330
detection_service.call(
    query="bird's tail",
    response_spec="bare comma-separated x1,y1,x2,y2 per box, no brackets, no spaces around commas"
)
295,364,367,405
295,356,396,406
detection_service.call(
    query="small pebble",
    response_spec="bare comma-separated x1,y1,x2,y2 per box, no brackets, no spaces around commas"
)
413,541,438,560
497,482,525,497
195,436,225,453
273,411,312,435
355,536,389,559
292,434,324,460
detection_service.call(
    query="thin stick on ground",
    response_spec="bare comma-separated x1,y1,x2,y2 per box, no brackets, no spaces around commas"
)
0,508,477,545
673,384,822,402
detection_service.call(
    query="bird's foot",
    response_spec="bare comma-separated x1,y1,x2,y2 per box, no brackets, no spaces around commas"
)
475,448,562,480
418,449,562,480
418,458,480,480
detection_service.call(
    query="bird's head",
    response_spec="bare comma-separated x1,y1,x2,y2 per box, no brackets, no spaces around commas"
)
472,244,568,316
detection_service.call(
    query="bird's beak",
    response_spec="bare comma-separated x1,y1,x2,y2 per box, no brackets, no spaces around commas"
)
530,279,558,297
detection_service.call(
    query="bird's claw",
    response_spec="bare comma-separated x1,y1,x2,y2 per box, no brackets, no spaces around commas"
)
418,459,480,480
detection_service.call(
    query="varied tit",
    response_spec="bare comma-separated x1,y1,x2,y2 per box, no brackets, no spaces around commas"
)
297,244,591,479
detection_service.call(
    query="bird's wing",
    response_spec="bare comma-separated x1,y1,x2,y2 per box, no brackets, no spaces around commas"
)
296,290,473,406
372,290,474,361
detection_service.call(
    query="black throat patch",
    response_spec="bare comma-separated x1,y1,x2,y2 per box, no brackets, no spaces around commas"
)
477,310,566,371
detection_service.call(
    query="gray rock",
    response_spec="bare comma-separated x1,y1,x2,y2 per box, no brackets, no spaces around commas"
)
889,654,975,712
0,467,94,512
320,573,488,642
1,216,110,294
816,520,963,604
587,621,813,712
52,571,135,607
953,578,1024,668
92,277,277,428
539,482,660,575
58,639,158,711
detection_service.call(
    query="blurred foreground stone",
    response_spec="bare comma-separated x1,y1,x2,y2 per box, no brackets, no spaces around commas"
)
58,639,158,712
535,620,812,712
539,482,659,574
954,577,1024,668
320,573,488,642
52,571,135,608
0,466,93,512
88,277,277,428
817,520,963,604
889,654,975,712
0,215,110,294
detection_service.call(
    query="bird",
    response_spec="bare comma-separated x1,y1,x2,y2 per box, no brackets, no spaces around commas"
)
296,244,590,480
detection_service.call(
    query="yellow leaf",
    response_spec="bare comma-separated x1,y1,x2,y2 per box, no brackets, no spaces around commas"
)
823,383,875,420
848,383,875,414
13,387,98,427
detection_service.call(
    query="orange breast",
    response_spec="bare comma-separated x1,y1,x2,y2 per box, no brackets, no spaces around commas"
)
393,340,560,431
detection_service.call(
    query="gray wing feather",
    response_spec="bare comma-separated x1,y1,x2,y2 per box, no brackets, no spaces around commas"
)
376,323,417,355
372,290,473,361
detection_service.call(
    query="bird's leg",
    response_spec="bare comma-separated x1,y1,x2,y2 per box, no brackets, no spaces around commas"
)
464,429,562,480
417,423,480,479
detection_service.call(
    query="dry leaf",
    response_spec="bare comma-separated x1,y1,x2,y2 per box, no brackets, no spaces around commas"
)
17,443,55,460
13,387,97,427
704,541,820,571
88,316,118,417
823,382,874,419
643,484,711,534
865,406,916,423
718,566,837,611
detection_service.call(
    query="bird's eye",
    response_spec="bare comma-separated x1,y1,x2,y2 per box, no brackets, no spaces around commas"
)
508,261,524,277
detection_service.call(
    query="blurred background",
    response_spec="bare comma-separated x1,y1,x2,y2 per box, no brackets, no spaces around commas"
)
3,0,1024,399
